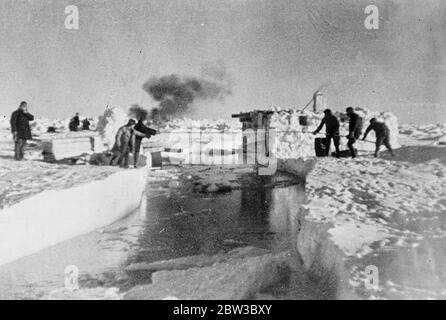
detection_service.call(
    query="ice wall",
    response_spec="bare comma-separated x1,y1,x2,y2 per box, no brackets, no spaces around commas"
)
96,106,128,149
151,106,400,162
270,107,400,158
0,167,147,266
277,158,316,182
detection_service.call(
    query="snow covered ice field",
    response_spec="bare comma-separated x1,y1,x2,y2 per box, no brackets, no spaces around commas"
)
0,108,445,299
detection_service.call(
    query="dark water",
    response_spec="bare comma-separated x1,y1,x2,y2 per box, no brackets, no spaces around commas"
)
126,175,306,277
114,173,315,297
0,172,309,299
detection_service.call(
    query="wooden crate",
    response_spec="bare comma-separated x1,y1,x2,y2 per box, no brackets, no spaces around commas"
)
42,135,96,161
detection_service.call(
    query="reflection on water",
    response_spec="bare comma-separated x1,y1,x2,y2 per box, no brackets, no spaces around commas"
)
128,177,306,269
0,172,306,299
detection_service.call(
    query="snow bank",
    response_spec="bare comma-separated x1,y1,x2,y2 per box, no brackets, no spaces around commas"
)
270,106,400,158
277,158,316,181
2,107,121,153
294,155,446,299
149,107,400,165
399,123,446,139
0,159,121,210
0,115,8,130
28,116,97,137
96,106,127,150
3,105,401,163
0,167,147,266
399,123,446,147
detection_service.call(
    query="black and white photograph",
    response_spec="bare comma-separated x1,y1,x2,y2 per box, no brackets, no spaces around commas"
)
0,0,445,304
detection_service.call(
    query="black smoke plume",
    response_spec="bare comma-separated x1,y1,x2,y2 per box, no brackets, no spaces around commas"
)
128,104,149,121
143,73,232,119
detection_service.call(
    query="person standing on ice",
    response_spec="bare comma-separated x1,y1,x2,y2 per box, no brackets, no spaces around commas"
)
362,118,395,158
313,109,340,158
81,118,91,130
110,119,136,168
69,112,80,131
346,107,363,158
10,101,34,161
132,117,157,168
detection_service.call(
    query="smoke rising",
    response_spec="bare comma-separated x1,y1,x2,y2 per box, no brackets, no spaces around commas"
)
128,104,149,121
143,63,232,119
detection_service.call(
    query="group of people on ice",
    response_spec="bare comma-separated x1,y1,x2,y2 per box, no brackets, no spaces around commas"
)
68,112,91,132
9,101,157,166
10,101,390,163
110,117,157,168
313,107,395,158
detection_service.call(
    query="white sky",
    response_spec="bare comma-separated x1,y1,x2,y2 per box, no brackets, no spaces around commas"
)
0,0,445,123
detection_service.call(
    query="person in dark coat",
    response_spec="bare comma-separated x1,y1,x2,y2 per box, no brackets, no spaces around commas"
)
69,113,80,131
346,107,363,158
10,101,34,160
362,118,395,157
313,109,340,157
81,118,91,130
132,118,157,167
110,119,136,168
